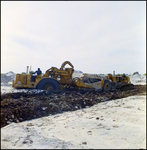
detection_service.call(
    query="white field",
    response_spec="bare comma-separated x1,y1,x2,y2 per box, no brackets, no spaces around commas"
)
1,95,146,149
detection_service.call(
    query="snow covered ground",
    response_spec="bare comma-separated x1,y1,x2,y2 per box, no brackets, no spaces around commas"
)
1,95,146,149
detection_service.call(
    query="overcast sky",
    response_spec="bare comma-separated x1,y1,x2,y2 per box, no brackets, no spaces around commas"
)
1,1,146,74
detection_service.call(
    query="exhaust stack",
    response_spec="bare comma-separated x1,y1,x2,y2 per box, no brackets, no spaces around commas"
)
113,71,115,76
26,66,29,74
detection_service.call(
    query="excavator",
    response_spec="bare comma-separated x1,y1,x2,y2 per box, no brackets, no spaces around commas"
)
12,61,133,92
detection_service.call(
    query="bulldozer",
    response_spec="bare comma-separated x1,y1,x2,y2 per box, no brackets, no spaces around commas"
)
105,72,134,91
12,61,112,92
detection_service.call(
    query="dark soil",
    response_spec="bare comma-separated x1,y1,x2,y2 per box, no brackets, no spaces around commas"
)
1,85,146,128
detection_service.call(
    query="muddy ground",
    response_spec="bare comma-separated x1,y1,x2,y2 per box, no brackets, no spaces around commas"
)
1,85,146,128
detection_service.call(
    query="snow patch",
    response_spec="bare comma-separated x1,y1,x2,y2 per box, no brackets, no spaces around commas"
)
130,72,146,85
74,70,83,73
42,107,47,110
1,71,16,86
5,71,15,77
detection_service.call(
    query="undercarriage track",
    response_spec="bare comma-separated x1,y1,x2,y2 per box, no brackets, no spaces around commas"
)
119,84,134,91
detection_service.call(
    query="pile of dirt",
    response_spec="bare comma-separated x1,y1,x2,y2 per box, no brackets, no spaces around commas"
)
130,72,146,83
1,71,16,86
1,85,146,128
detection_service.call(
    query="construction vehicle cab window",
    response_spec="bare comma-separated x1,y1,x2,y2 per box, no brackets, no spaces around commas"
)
12,61,134,91
31,68,42,82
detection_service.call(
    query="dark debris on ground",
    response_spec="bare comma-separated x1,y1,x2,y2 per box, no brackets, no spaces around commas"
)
1,85,146,128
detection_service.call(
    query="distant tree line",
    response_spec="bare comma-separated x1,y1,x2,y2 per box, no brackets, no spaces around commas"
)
21,71,34,74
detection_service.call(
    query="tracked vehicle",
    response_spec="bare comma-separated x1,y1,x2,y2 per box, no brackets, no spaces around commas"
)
106,73,134,91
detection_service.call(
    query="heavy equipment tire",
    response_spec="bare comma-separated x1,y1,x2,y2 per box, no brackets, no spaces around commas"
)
103,80,111,92
36,78,60,90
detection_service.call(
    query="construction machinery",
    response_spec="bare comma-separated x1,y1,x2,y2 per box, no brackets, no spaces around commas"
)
106,72,134,91
12,61,134,92
12,61,111,92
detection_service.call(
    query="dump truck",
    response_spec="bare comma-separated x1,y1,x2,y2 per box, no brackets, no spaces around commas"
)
12,61,111,92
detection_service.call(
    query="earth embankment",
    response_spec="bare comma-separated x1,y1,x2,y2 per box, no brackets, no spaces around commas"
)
1,85,146,128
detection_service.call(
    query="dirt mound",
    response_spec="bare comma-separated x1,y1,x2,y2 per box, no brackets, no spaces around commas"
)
1,71,16,86
1,85,146,128
74,70,83,73
133,71,139,75
130,72,146,83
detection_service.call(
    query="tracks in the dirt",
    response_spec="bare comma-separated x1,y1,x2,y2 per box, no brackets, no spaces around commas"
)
1,85,146,128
